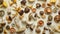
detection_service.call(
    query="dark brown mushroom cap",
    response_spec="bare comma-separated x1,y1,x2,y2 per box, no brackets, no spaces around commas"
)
21,0,26,5
6,25,10,30
39,11,44,15
18,10,24,16
36,3,41,8
24,7,30,13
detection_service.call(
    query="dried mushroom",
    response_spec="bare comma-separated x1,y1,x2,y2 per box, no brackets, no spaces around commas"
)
0,10,5,17
36,3,41,8
37,20,44,27
21,0,26,5
32,8,36,13
44,7,52,14
39,11,44,16
54,15,60,23
53,7,58,13
24,7,30,13
42,3,46,8
18,10,24,16
47,21,52,26
6,25,10,30
10,28,16,33
35,28,41,33
48,15,52,21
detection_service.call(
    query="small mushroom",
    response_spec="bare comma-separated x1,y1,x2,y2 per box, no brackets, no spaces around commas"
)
6,25,10,30
36,3,41,8
47,21,52,26
21,0,26,5
54,15,60,23
35,28,41,33
53,7,58,13
24,7,30,13
0,10,5,17
10,27,16,34
44,7,52,14
18,10,24,16
42,3,46,8
39,11,44,16
48,15,53,21
37,20,44,27
32,8,36,13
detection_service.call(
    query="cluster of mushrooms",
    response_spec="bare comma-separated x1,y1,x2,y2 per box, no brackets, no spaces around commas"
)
0,0,60,34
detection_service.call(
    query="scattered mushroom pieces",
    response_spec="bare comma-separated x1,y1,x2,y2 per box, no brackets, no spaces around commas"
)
0,0,60,34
